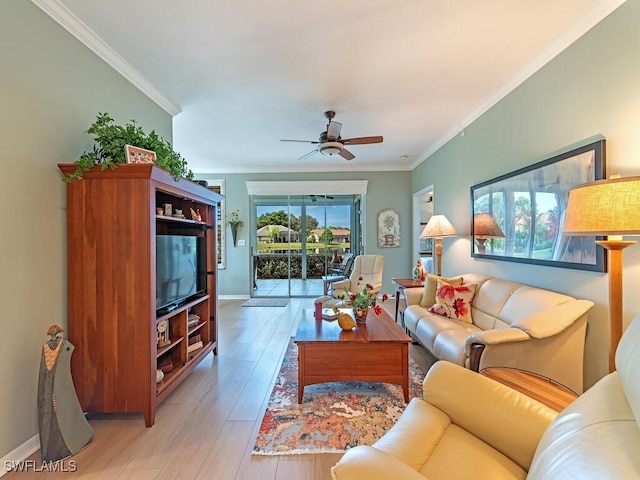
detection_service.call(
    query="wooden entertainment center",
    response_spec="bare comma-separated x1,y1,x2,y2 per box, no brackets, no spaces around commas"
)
58,164,223,426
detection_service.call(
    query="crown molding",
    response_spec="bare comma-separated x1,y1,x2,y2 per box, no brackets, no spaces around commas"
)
30,0,180,117
412,0,628,170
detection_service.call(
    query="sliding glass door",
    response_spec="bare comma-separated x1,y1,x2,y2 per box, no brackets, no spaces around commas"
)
251,194,360,297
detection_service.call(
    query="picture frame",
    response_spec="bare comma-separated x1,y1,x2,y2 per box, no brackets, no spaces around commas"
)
207,180,226,269
125,144,156,164
470,139,606,272
377,208,400,248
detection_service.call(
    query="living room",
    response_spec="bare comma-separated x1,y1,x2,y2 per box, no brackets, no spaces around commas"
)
3,0,640,478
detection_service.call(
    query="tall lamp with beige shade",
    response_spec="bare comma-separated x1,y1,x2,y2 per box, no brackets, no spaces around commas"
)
473,213,505,254
421,214,458,277
564,176,640,372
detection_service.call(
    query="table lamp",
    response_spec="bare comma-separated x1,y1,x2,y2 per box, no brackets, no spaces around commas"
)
473,213,505,254
421,214,458,276
563,175,640,372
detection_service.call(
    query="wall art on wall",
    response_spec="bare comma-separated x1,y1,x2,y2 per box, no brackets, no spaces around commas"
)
470,139,606,272
207,180,226,269
377,208,400,248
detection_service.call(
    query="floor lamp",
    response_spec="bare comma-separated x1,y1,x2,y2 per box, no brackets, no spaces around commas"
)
421,215,458,277
473,213,505,254
564,176,640,372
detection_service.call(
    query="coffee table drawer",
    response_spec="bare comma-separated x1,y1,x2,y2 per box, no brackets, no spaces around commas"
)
303,343,405,376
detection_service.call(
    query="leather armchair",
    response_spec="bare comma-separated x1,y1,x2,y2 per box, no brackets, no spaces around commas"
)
333,312,640,479
331,360,556,479
329,255,384,296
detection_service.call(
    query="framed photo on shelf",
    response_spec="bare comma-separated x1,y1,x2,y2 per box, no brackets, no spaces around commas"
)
125,144,156,164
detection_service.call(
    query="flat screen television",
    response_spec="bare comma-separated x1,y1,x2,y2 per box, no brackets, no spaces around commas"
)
156,235,206,312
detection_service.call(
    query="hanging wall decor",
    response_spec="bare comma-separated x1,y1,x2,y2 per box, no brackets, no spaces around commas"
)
377,208,400,248
470,139,606,271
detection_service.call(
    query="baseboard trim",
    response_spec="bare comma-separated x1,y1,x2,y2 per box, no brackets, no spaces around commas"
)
0,434,39,477
219,295,251,300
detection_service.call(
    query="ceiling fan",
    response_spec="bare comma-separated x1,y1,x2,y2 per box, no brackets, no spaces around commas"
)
280,111,383,161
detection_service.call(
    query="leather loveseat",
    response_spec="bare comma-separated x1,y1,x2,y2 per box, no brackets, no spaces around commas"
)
403,273,593,393
332,312,640,479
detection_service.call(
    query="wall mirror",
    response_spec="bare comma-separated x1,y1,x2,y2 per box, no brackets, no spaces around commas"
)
470,140,606,272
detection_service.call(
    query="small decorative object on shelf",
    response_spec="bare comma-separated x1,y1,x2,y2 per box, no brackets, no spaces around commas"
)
125,144,156,164
412,259,426,281
187,313,200,328
156,369,164,384
156,319,170,347
190,207,202,222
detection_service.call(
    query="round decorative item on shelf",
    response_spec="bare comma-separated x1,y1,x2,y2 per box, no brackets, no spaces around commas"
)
156,369,165,384
353,307,369,325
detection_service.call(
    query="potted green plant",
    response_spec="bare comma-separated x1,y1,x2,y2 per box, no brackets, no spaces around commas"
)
64,112,194,182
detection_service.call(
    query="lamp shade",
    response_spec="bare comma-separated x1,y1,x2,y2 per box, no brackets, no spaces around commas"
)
421,214,458,238
564,176,640,235
473,213,505,239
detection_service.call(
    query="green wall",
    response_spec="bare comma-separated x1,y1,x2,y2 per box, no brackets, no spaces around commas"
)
411,0,640,389
0,0,172,460
198,171,413,297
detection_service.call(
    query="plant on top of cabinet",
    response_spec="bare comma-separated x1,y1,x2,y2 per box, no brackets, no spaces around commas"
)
64,112,194,182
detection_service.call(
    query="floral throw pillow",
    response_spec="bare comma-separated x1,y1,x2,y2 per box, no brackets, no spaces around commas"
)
428,280,478,324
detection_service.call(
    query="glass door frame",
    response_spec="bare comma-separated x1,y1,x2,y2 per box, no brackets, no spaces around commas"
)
250,194,361,297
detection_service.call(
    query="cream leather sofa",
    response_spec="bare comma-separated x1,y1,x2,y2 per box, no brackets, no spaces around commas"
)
403,273,593,393
332,312,640,480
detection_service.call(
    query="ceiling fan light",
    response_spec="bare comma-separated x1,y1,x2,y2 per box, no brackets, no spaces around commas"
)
319,141,343,156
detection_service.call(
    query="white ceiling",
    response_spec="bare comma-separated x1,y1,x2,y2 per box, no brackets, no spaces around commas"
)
34,0,625,173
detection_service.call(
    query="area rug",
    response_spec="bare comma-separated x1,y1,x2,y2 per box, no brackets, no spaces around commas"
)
242,298,289,307
252,339,425,455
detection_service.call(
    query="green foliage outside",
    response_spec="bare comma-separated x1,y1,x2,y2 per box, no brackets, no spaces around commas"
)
257,254,332,279
257,210,319,233
256,242,349,253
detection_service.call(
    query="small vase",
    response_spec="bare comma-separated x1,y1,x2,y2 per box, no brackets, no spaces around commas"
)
353,307,369,325
230,223,239,247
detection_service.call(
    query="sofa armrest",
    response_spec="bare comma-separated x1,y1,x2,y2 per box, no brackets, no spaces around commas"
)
331,445,425,480
404,287,423,306
423,361,557,471
513,300,594,339
465,327,531,351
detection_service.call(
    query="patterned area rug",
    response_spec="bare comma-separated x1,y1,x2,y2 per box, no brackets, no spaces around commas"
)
252,339,425,455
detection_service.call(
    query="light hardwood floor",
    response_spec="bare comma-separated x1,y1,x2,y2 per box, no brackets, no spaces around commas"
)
7,298,435,480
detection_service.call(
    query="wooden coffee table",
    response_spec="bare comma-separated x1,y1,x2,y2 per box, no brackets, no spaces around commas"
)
294,308,413,403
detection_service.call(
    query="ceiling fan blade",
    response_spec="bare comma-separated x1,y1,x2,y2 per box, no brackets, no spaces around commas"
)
326,121,343,141
341,136,383,145
298,149,319,161
339,148,355,161
280,139,320,144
